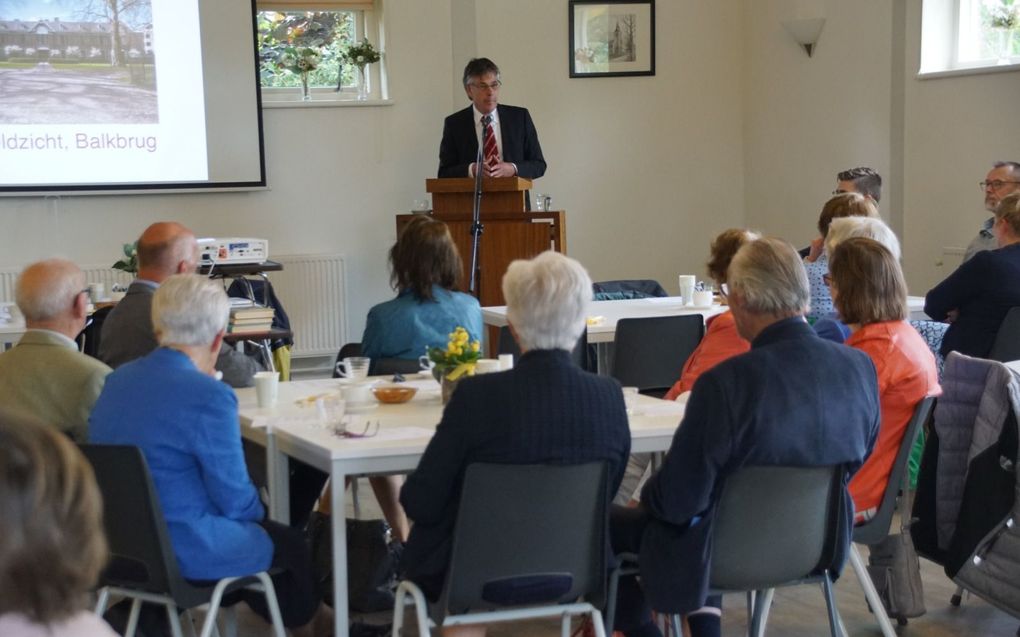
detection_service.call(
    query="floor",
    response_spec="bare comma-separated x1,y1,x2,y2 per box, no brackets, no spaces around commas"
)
210,480,1020,636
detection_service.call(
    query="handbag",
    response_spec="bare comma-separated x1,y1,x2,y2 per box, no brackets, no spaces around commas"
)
866,491,926,621
307,512,401,613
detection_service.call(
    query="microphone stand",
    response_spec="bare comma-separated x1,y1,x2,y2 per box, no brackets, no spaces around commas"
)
468,116,487,293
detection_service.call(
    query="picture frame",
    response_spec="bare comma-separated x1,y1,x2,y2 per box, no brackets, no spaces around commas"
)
569,0,655,78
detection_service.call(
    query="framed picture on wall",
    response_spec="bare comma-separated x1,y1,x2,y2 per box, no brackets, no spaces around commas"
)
569,0,655,78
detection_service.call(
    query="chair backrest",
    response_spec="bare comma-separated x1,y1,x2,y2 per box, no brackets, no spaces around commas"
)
80,444,203,607
441,462,609,617
988,307,1020,363
610,315,704,392
497,325,589,371
710,464,843,591
592,279,668,300
853,396,936,546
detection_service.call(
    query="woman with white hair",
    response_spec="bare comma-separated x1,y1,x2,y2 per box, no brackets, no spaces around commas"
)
399,252,631,632
89,274,333,637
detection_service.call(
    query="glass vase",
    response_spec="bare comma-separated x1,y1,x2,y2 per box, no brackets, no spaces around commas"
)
300,72,311,101
355,65,369,101
995,28,1016,65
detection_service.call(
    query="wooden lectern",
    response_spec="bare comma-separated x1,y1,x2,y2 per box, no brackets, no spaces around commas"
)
395,177,566,310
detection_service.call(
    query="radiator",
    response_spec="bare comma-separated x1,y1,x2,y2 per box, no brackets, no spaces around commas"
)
0,253,347,359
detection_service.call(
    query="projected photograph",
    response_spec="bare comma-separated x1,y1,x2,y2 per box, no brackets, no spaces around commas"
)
0,0,157,124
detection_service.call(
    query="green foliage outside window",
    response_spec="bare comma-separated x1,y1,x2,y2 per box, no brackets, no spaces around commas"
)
258,11,356,89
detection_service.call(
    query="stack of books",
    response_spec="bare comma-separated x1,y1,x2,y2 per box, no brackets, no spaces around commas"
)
228,300,274,334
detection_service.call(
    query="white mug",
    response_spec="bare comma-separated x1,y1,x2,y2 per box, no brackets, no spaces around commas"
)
498,353,514,370
417,355,436,372
341,382,374,405
692,290,714,307
336,356,371,380
475,358,501,374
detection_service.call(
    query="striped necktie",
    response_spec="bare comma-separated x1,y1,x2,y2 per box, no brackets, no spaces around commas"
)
482,114,499,168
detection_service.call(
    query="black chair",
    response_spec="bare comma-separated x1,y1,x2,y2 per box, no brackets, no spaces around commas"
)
332,342,424,377
592,279,668,300
497,325,590,371
847,396,935,634
988,306,1020,363
607,464,846,636
392,462,611,636
610,315,704,396
82,444,286,637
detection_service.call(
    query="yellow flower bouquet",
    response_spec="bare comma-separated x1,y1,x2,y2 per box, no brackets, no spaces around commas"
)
428,327,481,381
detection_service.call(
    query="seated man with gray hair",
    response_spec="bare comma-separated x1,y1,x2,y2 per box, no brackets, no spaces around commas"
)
90,274,333,636
611,238,880,637
0,259,110,441
400,251,632,615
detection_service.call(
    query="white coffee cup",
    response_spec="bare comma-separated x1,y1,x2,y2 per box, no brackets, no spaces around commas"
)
254,371,280,408
341,382,374,405
336,356,371,381
475,358,501,374
417,355,436,373
498,353,514,370
88,282,105,303
678,275,696,306
692,290,714,307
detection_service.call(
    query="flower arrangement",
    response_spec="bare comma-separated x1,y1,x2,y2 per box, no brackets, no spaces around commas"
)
278,45,321,74
342,38,380,68
428,327,481,381
112,241,138,275
986,1,1020,29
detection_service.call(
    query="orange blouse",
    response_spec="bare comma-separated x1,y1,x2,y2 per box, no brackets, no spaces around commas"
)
847,320,941,513
664,311,750,401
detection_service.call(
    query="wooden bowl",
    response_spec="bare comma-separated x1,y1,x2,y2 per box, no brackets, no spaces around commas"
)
372,385,417,404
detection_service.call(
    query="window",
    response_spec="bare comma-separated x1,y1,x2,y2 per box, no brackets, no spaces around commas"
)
255,1,384,103
920,0,1020,76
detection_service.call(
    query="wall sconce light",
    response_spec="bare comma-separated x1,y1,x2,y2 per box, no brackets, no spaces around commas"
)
781,17,826,57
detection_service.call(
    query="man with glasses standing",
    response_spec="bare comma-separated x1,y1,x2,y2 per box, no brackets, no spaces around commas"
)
438,58,546,188
965,161,1020,262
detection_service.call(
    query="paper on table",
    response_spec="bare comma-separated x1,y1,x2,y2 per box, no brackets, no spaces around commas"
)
632,400,686,416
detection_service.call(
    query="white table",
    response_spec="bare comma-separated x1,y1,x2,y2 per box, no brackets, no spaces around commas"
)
237,377,686,637
907,296,928,320
482,296,726,344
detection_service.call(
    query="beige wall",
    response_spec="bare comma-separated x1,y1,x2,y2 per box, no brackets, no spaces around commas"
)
2,0,1017,340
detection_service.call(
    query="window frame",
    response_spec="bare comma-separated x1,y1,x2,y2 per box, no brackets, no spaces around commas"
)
255,2,389,106
919,0,1020,78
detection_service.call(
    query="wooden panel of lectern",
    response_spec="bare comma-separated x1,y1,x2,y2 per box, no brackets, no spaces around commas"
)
395,177,566,309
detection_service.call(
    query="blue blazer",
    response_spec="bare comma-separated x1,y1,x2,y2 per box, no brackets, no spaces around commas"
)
437,104,546,180
638,318,880,613
89,348,272,580
400,349,631,584
361,286,482,360
925,243,1020,358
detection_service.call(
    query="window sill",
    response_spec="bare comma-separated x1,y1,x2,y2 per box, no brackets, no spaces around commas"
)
918,60,1020,80
262,96,393,109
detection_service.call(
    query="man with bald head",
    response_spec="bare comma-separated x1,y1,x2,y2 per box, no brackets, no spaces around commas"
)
0,259,111,440
99,222,260,386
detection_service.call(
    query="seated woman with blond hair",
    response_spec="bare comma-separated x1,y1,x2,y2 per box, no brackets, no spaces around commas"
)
0,409,117,637
827,237,940,520
663,228,758,401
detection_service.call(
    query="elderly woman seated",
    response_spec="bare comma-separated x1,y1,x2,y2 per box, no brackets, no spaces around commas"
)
399,251,631,636
89,274,332,637
828,238,941,521
804,192,879,321
0,409,117,637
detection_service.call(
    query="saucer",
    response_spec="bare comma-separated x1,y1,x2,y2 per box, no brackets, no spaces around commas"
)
345,401,378,414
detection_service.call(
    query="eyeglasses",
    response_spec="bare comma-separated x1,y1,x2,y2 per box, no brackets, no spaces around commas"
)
831,189,850,196
469,80,501,91
719,283,729,298
822,273,833,286
980,180,1020,191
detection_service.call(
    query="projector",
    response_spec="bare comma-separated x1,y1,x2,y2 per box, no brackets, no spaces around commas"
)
197,237,268,265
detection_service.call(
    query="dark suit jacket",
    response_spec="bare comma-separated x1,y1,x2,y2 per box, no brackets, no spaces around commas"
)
98,280,260,387
924,242,1020,358
638,318,880,613
437,104,546,180
400,349,630,590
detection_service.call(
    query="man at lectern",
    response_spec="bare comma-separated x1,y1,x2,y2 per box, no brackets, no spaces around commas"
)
438,58,546,182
